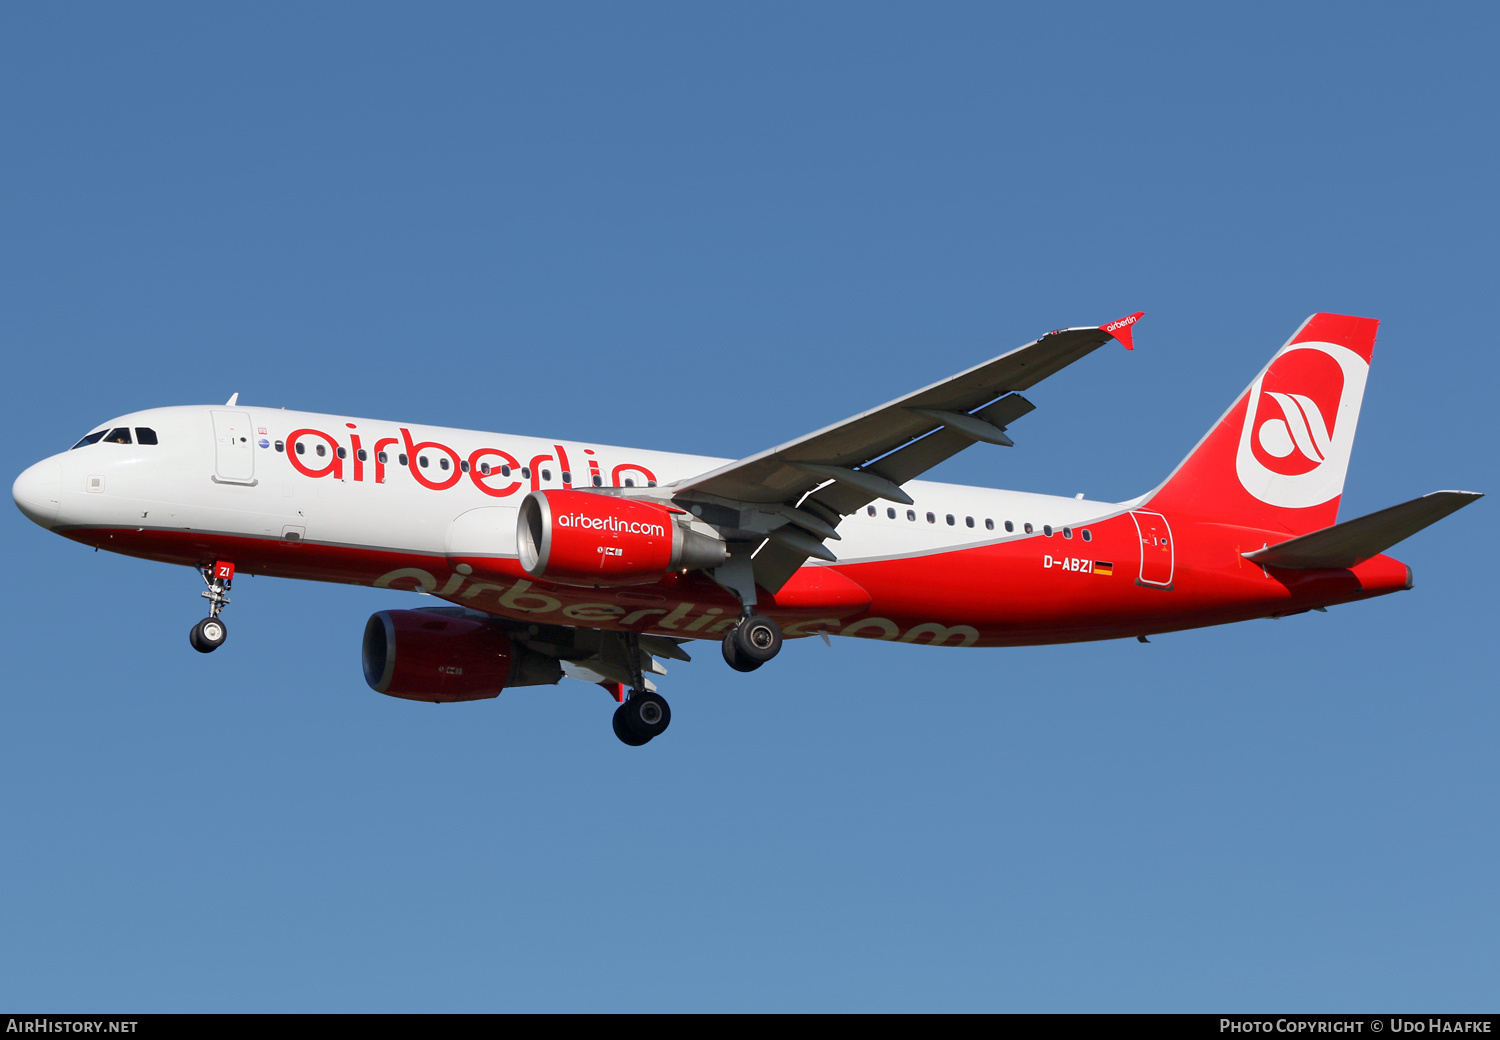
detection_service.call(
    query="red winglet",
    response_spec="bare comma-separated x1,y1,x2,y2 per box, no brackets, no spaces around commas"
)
1100,312,1144,350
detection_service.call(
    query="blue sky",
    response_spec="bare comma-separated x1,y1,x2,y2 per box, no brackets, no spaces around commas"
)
2,2,1495,1011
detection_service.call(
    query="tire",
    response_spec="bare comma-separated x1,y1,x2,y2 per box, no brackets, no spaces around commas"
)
190,617,227,654
621,692,671,741
722,629,763,672
732,614,782,664
613,704,652,746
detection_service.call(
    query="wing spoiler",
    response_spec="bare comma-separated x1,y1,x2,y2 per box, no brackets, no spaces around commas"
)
1242,491,1482,570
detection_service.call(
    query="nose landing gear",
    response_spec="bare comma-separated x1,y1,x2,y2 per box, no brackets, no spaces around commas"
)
190,616,227,653
190,560,235,654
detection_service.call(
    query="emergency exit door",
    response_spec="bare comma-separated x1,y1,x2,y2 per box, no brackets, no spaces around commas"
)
211,410,256,484
1130,511,1174,588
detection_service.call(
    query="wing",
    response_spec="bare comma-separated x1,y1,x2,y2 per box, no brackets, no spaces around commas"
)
670,315,1141,593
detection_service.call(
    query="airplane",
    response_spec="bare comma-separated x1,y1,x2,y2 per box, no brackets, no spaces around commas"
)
11,312,1482,746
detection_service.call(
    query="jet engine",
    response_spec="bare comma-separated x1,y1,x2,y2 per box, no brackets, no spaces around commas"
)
517,489,727,588
361,609,562,702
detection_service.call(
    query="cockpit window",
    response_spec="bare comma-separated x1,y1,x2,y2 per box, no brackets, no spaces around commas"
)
71,430,107,450
135,428,158,445
103,428,132,445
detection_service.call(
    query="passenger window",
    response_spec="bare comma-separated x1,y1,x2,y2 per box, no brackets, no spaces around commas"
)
540,468,550,480
439,458,450,471
1005,521,1014,533
399,454,409,466
945,514,955,526
274,440,285,453
501,465,511,477
460,460,469,472
926,512,935,524
966,516,975,528
624,478,635,487
985,519,994,531
867,506,877,517
1043,525,1053,537
295,442,306,455
419,456,429,468
378,451,388,464
1063,527,1073,539
71,430,107,450
315,444,326,457
1081,529,1092,542
104,428,132,444
479,463,491,475
592,475,602,487
357,449,368,462
647,481,657,487
907,509,916,521
336,447,347,459
887,507,896,519
1024,523,1033,534
135,428,158,445
522,467,531,479
562,471,572,483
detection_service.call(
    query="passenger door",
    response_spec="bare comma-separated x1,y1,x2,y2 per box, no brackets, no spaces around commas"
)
1130,511,1174,588
211,410,256,484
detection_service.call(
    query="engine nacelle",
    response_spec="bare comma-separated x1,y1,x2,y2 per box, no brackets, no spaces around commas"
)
517,489,727,588
362,609,562,703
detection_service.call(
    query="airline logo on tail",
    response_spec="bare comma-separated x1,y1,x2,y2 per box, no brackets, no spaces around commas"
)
1235,341,1369,509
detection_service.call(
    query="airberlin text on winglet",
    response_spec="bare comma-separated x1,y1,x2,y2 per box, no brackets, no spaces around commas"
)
1100,311,1145,350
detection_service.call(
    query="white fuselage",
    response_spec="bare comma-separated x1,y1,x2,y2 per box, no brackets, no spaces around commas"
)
19,404,1121,570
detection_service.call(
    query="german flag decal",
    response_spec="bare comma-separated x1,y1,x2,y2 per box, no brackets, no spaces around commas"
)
1093,561,1114,576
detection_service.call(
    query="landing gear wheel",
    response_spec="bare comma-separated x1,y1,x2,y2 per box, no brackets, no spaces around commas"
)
724,614,781,671
189,617,227,654
620,691,671,742
722,629,762,672
612,704,652,746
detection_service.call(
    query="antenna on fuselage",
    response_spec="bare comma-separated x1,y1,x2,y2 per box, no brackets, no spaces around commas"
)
225,393,239,406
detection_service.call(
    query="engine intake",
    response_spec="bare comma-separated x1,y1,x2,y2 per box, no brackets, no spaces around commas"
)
517,489,727,587
362,608,562,702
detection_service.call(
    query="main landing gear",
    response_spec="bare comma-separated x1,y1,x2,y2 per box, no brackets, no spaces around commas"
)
189,560,234,654
613,690,672,746
721,613,783,672
711,557,784,674
609,631,673,746
603,608,784,746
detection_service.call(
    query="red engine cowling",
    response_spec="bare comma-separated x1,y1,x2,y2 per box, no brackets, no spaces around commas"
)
517,489,727,587
361,609,562,703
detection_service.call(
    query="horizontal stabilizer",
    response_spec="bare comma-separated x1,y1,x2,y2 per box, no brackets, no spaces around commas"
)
1242,491,1482,569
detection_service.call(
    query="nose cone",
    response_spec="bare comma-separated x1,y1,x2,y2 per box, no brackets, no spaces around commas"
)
13,459,62,528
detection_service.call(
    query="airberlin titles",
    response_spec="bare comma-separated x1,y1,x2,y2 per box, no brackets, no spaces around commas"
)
280,423,659,496
556,512,667,537
1100,311,1144,350
372,568,987,647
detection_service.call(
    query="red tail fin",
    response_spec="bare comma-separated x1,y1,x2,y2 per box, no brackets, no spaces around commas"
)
1144,313,1379,536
